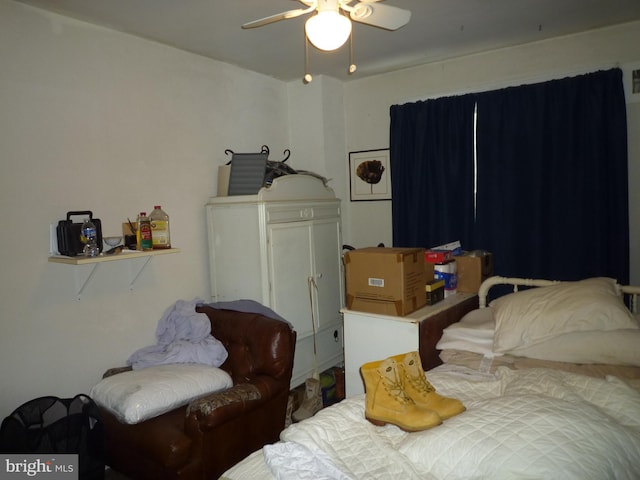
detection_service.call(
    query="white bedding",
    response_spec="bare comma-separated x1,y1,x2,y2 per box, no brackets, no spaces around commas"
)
221,366,640,480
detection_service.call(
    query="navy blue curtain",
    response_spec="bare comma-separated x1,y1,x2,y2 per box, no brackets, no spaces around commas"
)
389,68,629,283
390,94,477,249
474,69,629,282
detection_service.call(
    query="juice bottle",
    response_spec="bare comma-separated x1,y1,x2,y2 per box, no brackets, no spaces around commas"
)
149,205,171,249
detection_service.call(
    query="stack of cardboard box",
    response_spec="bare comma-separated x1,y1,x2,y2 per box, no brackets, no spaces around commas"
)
344,246,494,317
344,247,426,316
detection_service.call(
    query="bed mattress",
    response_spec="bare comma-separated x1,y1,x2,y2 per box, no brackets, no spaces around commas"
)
222,365,640,480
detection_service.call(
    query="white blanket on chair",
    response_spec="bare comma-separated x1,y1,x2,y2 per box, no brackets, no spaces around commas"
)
127,298,228,369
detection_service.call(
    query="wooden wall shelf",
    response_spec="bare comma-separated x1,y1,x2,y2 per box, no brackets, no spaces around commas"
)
48,248,180,298
48,248,180,265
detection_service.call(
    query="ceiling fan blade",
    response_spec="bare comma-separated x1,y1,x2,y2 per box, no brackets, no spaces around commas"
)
242,7,312,29
350,3,411,30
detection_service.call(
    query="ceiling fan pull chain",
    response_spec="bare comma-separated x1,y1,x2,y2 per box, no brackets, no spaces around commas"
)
304,33,313,84
348,30,357,75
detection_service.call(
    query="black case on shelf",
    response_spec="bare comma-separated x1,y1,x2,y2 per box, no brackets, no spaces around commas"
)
56,210,103,256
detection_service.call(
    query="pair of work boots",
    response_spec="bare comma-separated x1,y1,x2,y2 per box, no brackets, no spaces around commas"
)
360,351,465,432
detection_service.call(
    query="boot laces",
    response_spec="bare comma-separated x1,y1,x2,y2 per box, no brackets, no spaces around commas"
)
407,374,435,394
378,367,414,405
405,361,435,394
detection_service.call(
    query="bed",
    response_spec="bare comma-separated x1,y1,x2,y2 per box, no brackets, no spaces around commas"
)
220,276,640,480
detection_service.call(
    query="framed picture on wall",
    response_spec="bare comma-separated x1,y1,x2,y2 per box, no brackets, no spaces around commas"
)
622,61,640,103
349,149,392,201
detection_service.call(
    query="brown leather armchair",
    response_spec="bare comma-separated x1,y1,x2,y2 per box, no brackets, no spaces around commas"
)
99,306,296,480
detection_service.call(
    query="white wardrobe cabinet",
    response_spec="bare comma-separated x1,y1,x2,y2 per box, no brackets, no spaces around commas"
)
205,175,344,388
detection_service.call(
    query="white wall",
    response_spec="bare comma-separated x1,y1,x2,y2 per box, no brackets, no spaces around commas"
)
341,21,640,285
0,1,290,417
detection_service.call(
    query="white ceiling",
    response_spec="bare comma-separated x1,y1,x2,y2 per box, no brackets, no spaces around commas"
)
13,0,640,83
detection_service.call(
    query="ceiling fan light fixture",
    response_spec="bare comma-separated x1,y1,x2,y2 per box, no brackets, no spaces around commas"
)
305,11,352,51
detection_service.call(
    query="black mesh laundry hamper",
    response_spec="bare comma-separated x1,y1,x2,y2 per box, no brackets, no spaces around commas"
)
0,394,105,480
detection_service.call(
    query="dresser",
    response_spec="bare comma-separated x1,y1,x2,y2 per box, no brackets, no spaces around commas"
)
342,293,479,397
205,175,344,388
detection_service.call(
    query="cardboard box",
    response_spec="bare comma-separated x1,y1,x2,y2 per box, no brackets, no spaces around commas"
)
425,249,453,264
424,260,434,281
345,247,427,316
454,251,494,293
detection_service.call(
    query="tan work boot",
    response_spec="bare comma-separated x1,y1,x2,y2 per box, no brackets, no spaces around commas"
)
393,351,465,420
360,357,442,432
292,377,322,422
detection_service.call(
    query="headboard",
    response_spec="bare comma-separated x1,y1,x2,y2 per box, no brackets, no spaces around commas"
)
478,276,640,314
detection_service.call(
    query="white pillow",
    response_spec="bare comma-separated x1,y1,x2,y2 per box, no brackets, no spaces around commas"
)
492,277,638,353
508,329,640,366
437,308,496,356
90,363,233,424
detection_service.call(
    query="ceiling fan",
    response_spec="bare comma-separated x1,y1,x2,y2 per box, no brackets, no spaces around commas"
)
242,0,412,52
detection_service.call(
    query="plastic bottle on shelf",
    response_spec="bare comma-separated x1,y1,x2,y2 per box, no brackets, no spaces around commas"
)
149,205,171,249
137,212,153,251
80,218,100,257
